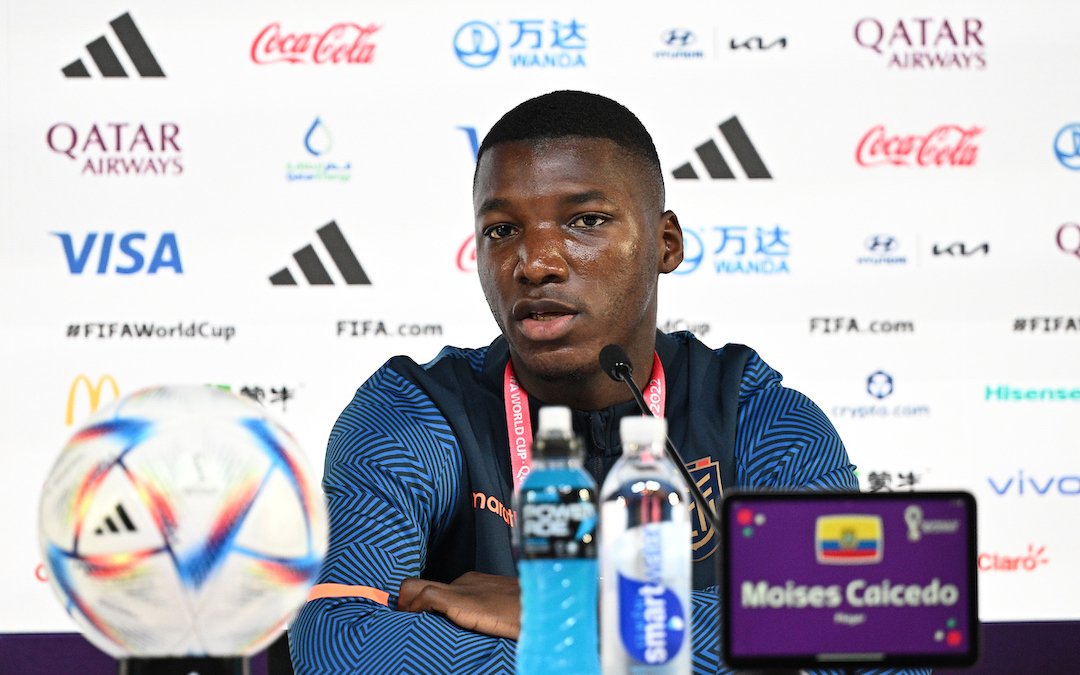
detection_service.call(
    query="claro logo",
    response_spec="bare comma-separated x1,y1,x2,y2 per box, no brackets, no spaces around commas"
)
66,375,119,425
979,545,1048,572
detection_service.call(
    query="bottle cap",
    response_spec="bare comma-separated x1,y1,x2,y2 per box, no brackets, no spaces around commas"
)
620,415,667,446
537,405,572,435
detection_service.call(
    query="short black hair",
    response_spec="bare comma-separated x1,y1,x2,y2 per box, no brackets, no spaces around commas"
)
475,90,665,212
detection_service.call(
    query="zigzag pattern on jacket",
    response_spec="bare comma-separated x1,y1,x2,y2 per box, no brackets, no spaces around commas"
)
290,340,923,675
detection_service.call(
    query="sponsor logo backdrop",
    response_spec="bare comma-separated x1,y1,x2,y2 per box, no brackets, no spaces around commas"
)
0,0,1077,637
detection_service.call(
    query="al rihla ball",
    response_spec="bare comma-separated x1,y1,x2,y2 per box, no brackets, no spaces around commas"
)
38,385,328,657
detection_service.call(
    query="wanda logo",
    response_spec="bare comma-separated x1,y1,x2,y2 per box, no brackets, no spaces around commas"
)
251,23,380,64
857,124,982,167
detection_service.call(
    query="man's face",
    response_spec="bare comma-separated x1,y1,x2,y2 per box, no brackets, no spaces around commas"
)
473,137,681,384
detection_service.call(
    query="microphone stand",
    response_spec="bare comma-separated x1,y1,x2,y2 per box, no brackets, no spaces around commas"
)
609,368,721,531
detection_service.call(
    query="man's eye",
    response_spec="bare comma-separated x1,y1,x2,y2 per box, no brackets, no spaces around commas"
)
485,223,515,239
570,214,607,228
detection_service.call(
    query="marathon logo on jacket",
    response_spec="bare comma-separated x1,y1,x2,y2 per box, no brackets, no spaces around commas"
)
857,125,982,167
251,22,380,64
854,18,985,69
47,123,181,176
452,19,587,69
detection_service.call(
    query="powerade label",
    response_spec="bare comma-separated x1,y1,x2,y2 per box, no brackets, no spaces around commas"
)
520,487,597,559
617,575,686,664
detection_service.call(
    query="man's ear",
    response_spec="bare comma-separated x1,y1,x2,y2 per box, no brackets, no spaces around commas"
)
658,211,684,274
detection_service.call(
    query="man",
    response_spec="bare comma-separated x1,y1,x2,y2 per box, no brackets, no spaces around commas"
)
290,91,928,675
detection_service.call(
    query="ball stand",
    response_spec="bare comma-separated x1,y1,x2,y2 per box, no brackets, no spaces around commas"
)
119,656,248,675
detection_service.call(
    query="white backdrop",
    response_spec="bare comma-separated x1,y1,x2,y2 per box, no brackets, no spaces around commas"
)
1,0,1077,633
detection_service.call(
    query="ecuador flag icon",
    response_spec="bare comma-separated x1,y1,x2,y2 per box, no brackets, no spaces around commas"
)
815,515,884,565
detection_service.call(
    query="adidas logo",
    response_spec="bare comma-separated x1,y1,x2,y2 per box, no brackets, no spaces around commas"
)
62,12,164,78
672,116,771,180
94,503,137,535
270,221,371,285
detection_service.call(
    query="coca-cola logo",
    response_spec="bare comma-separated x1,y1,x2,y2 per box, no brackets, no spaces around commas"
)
856,125,982,167
457,234,477,272
251,22,380,65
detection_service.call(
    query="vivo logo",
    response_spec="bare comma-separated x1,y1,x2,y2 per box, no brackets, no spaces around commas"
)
988,471,1080,495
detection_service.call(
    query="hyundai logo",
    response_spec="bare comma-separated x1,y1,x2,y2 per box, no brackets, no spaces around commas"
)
864,234,899,253
661,29,696,47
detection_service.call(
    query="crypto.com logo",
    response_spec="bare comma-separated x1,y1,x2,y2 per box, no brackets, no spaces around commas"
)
1058,223,1080,260
67,375,119,425
454,21,499,68
1054,124,1080,170
867,371,894,399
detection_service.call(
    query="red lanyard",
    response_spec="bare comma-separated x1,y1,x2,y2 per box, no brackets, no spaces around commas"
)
504,352,665,490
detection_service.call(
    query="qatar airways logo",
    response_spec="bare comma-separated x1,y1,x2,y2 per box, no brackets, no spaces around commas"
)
857,125,982,168
251,22,380,65
855,18,985,70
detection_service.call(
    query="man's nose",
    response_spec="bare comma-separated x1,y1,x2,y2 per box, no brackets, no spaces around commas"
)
515,223,569,284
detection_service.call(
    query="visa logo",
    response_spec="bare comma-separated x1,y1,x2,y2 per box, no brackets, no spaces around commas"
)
52,232,182,274
815,515,883,565
988,471,1080,496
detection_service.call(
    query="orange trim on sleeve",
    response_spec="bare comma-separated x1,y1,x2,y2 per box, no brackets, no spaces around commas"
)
306,583,390,606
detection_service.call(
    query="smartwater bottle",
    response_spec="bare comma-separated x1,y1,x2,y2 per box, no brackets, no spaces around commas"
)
515,406,600,675
600,416,692,674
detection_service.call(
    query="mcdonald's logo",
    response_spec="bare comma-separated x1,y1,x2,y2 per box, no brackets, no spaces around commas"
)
66,375,120,425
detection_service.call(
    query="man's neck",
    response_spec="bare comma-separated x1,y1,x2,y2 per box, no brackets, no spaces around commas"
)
509,349,655,412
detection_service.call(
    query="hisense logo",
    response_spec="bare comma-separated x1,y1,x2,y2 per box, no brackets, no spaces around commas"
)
985,385,1080,401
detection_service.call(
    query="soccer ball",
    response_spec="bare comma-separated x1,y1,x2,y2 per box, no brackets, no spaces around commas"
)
38,385,328,658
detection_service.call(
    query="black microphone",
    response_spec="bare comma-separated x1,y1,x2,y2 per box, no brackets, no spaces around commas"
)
599,344,720,530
